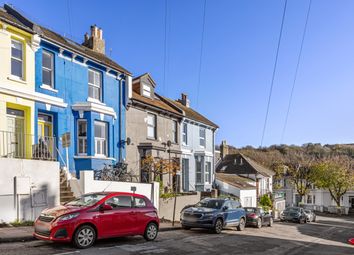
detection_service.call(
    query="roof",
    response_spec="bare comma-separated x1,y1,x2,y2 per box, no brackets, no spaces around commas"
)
216,173,256,190
0,5,130,75
162,97,219,129
216,153,275,177
131,91,182,117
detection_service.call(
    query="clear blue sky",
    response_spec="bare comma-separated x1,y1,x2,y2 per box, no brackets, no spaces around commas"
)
3,0,354,148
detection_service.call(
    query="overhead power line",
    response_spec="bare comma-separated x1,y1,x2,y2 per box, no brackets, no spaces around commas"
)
162,0,168,95
280,0,312,143
260,0,288,147
196,0,207,109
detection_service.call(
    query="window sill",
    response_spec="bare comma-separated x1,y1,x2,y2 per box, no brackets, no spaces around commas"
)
7,75,26,84
87,97,105,105
74,155,115,160
146,137,157,141
40,84,58,93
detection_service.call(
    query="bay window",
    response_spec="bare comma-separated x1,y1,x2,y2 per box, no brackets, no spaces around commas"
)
77,120,87,155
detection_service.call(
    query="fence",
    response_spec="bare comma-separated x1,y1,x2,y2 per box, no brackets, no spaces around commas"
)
0,131,57,161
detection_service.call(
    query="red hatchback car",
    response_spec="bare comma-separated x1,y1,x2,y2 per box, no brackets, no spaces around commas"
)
33,192,159,248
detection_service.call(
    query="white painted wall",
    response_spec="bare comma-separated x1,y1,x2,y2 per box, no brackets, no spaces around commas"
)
0,158,60,223
215,179,257,207
79,171,160,209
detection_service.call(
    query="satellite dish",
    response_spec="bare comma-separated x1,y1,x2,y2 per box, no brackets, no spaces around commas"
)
126,137,131,145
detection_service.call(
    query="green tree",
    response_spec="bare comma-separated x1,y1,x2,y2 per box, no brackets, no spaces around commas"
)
312,156,354,208
259,194,272,212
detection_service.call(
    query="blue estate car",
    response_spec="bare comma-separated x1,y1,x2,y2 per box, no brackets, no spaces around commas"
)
180,198,246,234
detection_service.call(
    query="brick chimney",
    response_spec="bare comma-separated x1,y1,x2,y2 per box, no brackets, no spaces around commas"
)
179,93,190,107
82,25,105,54
220,140,229,159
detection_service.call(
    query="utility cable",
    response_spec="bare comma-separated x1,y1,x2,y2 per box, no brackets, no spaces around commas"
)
260,0,288,147
280,0,312,143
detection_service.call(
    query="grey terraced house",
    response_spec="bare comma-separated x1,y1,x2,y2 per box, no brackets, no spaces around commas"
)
125,73,183,190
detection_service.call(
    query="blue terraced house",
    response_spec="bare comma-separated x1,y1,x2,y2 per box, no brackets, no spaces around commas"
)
6,8,133,177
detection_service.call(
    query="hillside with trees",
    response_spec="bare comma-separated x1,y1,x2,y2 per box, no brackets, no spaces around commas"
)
232,143,354,207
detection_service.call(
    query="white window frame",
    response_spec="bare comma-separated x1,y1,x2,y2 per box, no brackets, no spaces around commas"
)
196,156,203,184
205,161,211,184
142,83,151,97
182,122,188,145
94,121,108,156
147,113,156,139
172,120,178,143
42,50,54,88
88,68,102,101
77,119,87,155
199,127,206,147
11,39,24,79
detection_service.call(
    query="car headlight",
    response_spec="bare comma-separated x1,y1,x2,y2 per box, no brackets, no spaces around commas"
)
57,212,80,222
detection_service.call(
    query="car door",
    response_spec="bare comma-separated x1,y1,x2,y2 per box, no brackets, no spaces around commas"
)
224,201,240,227
133,196,150,234
259,208,268,225
106,195,137,236
233,201,244,224
96,201,117,238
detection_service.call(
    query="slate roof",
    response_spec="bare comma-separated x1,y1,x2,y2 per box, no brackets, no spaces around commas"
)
131,91,182,117
216,153,275,177
216,173,255,190
0,5,130,75
162,97,219,129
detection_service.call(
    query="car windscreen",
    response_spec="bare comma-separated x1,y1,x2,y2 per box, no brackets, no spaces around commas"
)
66,193,106,207
195,199,224,209
305,210,311,213
286,208,300,213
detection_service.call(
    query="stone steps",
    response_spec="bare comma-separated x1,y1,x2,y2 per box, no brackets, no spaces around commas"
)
60,170,76,204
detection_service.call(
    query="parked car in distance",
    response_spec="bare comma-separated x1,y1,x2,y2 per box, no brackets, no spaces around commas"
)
244,207,273,228
304,209,316,222
33,192,159,249
280,207,307,224
180,198,246,234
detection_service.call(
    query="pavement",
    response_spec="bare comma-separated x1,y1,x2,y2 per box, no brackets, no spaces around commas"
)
0,222,181,243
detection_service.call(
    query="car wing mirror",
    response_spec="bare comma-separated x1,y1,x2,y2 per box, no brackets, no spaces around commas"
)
222,206,229,211
100,204,113,211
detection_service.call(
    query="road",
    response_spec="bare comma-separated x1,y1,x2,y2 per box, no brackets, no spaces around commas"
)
0,215,353,255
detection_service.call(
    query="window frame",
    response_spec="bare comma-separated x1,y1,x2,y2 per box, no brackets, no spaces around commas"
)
105,195,133,209
133,197,147,208
182,122,188,145
94,121,108,157
42,50,54,88
11,39,24,79
88,68,102,101
142,83,151,97
77,119,87,156
205,161,211,184
196,157,203,184
147,113,157,139
172,120,178,144
199,126,206,147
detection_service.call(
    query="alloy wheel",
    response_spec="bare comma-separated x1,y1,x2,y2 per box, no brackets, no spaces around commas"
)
257,218,262,228
214,219,223,234
76,227,95,248
144,223,158,241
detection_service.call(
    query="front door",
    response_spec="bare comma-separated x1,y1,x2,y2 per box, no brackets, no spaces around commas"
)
6,108,25,158
349,197,354,210
37,113,54,158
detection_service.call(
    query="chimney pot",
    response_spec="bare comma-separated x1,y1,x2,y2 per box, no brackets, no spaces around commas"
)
83,25,105,54
180,93,190,107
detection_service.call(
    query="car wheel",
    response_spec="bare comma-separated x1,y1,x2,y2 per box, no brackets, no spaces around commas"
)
268,218,273,227
144,222,158,241
73,225,96,249
313,216,316,222
213,218,223,234
237,218,245,231
182,225,190,230
256,218,262,229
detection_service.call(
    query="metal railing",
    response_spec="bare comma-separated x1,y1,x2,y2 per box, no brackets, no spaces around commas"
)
0,131,57,161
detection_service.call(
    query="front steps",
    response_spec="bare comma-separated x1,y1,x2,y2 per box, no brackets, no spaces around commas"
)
60,170,75,204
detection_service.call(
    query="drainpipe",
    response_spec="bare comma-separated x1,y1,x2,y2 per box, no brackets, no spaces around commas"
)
118,76,122,162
